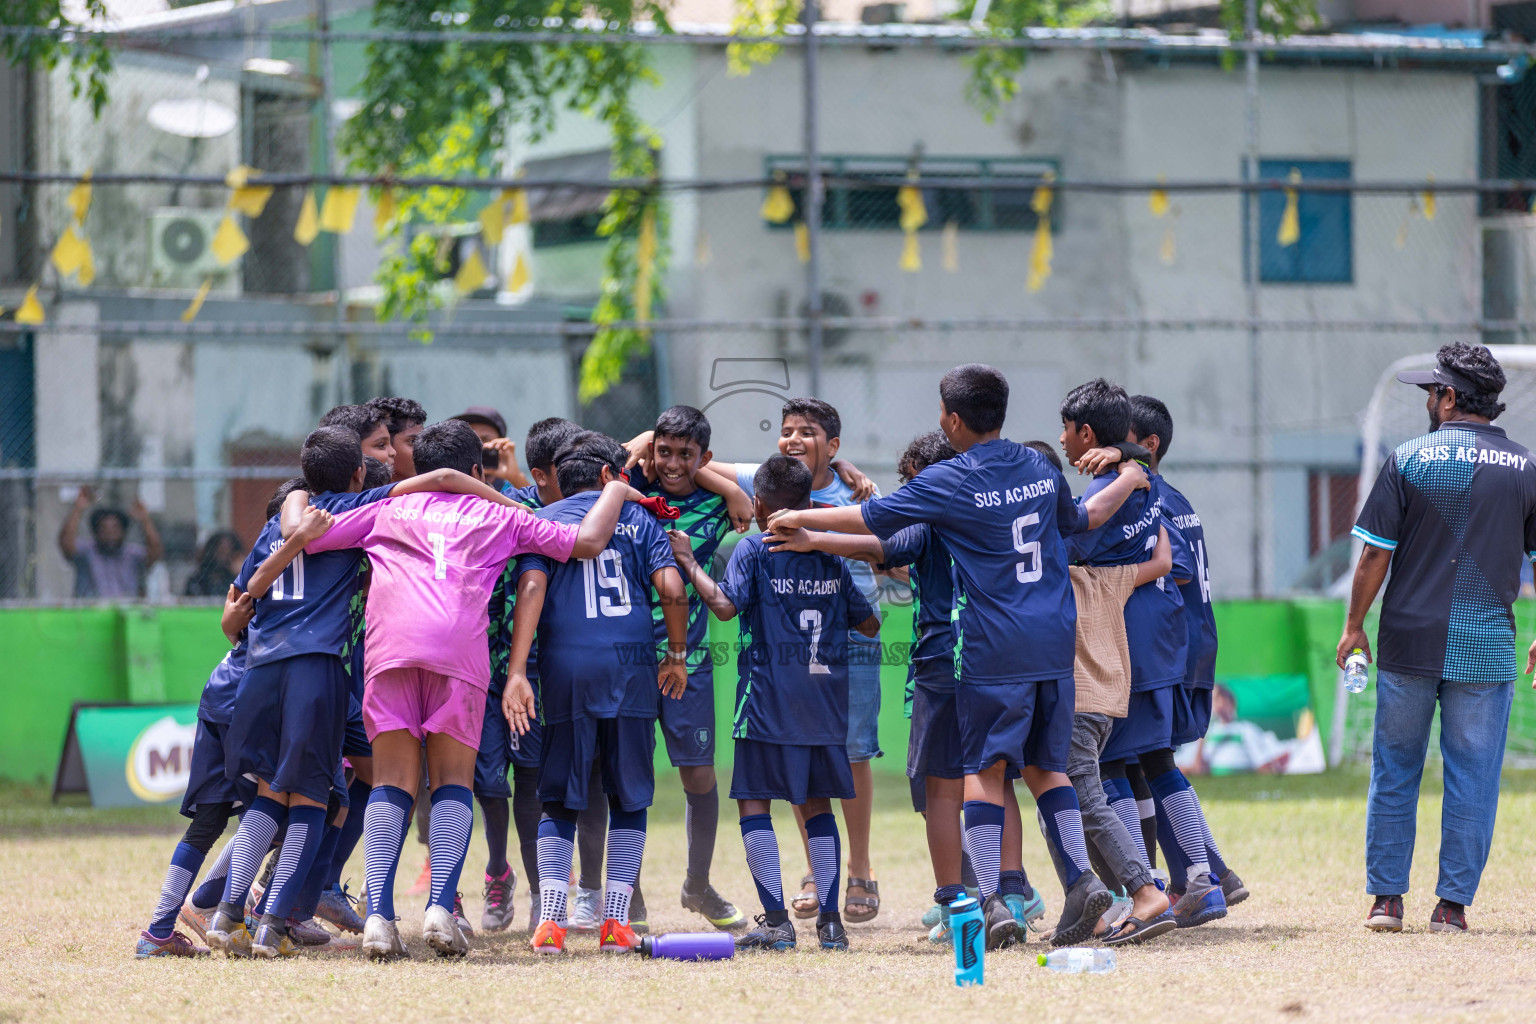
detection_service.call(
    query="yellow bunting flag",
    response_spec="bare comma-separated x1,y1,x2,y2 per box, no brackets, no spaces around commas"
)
211,214,250,265
897,184,928,234
762,184,795,225
1027,217,1053,293
479,198,507,245
78,245,95,286
228,184,273,219
1160,224,1177,266
696,230,712,267
66,171,92,224
294,189,320,246
507,252,531,292
508,188,529,225
1277,168,1301,248
319,186,361,234
1422,175,1436,221
374,188,397,236
1149,174,1170,218
181,278,213,322
225,166,253,189
942,220,959,273
15,284,44,325
900,231,921,273
1031,170,1055,219
50,225,91,278
634,205,658,324
454,248,490,295
1395,221,1409,250
793,221,810,263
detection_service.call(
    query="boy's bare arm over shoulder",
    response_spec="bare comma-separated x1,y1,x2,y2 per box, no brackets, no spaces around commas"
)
278,467,529,539
1135,526,1172,587
668,530,738,621
245,505,335,600
502,570,546,735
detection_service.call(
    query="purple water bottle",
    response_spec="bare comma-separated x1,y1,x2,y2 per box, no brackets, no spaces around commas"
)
638,932,736,961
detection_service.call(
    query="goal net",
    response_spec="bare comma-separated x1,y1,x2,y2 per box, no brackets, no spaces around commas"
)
1334,345,1536,767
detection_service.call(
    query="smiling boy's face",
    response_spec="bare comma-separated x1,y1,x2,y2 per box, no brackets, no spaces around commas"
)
652,434,710,497
777,414,838,480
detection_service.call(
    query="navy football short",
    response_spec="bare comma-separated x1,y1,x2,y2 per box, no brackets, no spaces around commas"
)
1102,683,1178,761
180,718,244,817
658,669,716,767
730,739,856,803
956,678,1073,775
538,716,656,812
333,757,350,808
342,693,372,760
909,773,926,813
1171,685,1213,747
475,692,513,800
509,715,542,770
225,652,349,806
906,683,964,780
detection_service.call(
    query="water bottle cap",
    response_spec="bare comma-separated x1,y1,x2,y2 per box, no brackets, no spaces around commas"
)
638,935,655,958
1037,953,1048,966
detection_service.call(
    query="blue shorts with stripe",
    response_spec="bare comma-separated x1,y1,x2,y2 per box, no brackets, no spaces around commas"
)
1170,685,1213,747
957,678,1073,775
730,739,856,804
180,718,244,817
538,716,656,813
1102,683,1178,761
657,669,716,767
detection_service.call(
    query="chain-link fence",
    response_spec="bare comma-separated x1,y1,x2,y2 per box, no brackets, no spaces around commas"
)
4,10,1536,605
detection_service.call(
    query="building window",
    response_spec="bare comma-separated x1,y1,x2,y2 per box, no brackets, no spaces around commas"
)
1308,470,1358,556
1257,159,1352,284
523,149,615,250
763,155,1059,231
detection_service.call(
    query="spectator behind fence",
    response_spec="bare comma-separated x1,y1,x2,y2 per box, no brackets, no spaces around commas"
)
57,486,164,599
185,530,245,597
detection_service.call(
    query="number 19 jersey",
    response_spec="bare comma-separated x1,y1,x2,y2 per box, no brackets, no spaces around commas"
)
517,491,677,723
720,535,875,746
862,438,1088,686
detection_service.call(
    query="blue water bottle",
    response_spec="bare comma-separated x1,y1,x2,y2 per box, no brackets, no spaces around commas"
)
949,896,985,987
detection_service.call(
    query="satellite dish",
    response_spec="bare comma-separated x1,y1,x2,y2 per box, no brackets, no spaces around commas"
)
147,98,237,139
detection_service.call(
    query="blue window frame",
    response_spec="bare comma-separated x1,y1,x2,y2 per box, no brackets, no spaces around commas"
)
1256,159,1352,285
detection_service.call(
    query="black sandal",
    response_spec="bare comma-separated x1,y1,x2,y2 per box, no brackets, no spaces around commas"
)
844,877,880,924
1104,912,1177,946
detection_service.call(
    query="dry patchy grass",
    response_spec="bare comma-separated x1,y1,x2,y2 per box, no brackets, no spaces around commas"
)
5,768,1536,1023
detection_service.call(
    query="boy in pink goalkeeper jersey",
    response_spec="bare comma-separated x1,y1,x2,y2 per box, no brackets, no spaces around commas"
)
305,420,633,961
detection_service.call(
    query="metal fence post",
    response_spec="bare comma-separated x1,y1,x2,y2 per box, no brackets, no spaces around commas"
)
803,0,823,398
1244,0,1264,598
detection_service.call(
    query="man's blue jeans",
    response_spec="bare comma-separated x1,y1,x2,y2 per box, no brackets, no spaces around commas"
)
1366,669,1513,905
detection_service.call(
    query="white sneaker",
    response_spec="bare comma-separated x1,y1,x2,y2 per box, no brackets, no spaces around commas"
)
362,914,408,961
569,887,602,933
423,904,469,957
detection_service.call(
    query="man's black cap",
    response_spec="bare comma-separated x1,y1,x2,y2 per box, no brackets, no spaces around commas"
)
450,406,507,438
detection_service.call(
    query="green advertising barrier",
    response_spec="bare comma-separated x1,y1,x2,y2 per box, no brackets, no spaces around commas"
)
54,703,200,808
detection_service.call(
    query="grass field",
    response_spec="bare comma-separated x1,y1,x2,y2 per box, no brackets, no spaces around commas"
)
6,767,1536,1023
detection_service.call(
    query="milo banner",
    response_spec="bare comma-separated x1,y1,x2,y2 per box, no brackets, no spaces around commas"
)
53,703,199,808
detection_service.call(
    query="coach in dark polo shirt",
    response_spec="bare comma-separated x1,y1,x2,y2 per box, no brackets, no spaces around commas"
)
1338,342,1536,934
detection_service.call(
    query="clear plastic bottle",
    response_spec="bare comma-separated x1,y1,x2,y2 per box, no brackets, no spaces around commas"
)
1037,948,1117,974
1344,650,1369,694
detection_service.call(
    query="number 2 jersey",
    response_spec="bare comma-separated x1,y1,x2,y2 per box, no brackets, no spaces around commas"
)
307,492,579,689
720,535,876,746
862,438,1089,686
235,485,396,669
516,491,677,723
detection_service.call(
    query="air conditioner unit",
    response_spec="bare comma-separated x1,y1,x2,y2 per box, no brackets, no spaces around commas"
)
149,208,240,291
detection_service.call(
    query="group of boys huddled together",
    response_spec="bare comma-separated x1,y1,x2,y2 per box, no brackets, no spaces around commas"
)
135,361,1245,963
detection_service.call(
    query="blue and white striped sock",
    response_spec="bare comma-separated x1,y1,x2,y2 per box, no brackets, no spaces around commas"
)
191,835,235,910
428,785,475,913
604,807,647,924
1148,770,1211,883
363,785,413,919
1036,786,1091,889
221,797,285,909
292,825,340,921
1102,776,1152,869
148,843,205,939
537,815,577,926
740,814,784,913
804,812,841,915
1188,787,1229,877
961,800,1005,899
266,804,325,921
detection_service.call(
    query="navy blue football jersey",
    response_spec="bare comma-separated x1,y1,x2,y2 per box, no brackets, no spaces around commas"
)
517,491,676,721
1066,472,1190,691
878,523,958,709
235,486,394,668
1159,477,1217,689
720,535,876,746
197,637,249,725
863,439,1087,685
508,483,542,508
633,474,733,676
